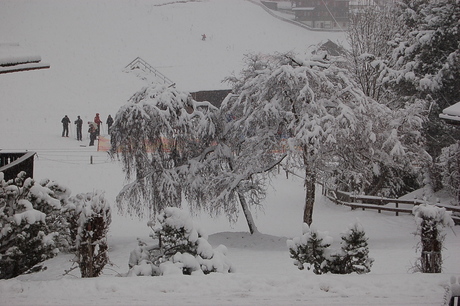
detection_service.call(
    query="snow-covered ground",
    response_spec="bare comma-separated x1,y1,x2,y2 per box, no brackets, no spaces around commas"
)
0,0,459,305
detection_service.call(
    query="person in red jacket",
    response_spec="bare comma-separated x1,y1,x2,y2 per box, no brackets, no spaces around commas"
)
94,113,102,136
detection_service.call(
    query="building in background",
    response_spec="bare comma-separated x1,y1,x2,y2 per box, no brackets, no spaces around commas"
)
292,0,349,30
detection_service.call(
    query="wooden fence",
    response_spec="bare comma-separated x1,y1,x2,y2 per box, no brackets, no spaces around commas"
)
326,189,460,225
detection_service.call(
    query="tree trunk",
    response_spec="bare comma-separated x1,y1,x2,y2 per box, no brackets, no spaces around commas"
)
457,140,460,206
420,219,442,273
303,149,316,226
237,192,259,235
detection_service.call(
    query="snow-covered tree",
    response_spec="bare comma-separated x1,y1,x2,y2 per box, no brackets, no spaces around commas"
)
413,203,454,273
287,221,373,275
383,0,460,186
287,223,332,274
438,142,460,204
346,2,404,105
225,52,373,225
0,172,63,279
111,82,284,234
387,0,460,109
329,98,429,197
343,2,431,197
128,207,234,276
184,96,287,234
67,191,111,278
109,84,218,219
328,221,373,274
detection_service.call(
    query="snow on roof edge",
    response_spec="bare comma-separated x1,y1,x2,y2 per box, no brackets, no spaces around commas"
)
440,102,460,122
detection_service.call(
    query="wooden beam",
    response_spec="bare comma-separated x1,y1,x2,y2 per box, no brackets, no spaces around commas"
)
0,63,50,74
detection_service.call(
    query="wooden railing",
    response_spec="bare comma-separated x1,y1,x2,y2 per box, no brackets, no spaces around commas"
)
0,151,36,181
326,189,460,225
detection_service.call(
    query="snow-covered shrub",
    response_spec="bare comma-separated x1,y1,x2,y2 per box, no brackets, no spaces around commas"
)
0,172,63,279
413,203,454,273
287,221,373,275
327,222,373,274
67,191,111,278
128,207,234,276
36,178,73,251
287,224,332,274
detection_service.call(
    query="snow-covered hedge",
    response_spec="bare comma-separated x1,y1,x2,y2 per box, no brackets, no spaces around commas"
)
287,221,373,275
128,207,234,276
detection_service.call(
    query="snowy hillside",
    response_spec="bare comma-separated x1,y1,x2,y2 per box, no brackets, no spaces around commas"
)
0,0,459,305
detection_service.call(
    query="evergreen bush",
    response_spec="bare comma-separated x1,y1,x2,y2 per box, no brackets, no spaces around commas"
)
128,207,234,276
328,222,373,274
68,191,111,278
287,221,373,275
0,172,63,279
287,224,332,274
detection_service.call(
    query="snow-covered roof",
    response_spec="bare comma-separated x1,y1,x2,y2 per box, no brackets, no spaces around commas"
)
439,102,460,123
0,43,50,74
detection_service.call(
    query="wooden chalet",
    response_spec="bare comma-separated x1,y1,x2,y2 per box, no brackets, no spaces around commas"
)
291,0,349,30
190,89,232,108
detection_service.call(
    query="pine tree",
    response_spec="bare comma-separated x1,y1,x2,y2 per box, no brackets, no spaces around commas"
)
337,221,373,274
0,172,63,279
288,222,373,275
287,224,333,274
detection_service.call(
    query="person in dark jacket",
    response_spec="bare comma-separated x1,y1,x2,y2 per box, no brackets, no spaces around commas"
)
88,122,97,146
106,115,114,133
74,115,83,141
61,115,70,137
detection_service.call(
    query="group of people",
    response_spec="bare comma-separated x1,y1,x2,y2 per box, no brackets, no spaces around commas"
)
61,113,114,146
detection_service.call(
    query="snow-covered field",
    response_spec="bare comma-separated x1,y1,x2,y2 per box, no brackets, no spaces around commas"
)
0,0,459,305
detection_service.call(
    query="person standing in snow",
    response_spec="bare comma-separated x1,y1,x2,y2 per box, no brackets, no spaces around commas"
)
106,115,114,133
202,34,206,41
94,113,102,136
88,122,97,146
74,115,83,141
61,115,71,137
